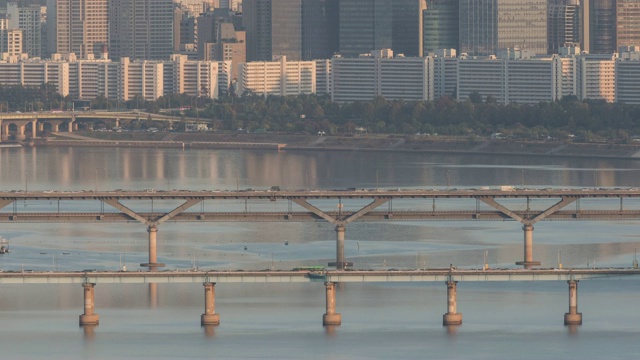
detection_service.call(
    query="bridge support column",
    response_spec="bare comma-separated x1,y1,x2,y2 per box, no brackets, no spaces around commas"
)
15,123,25,140
201,282,220,325
79,283,100,326
443,280,462,325
323,282,341,325
564,280,582,325
328,225,352,269
516,224,540,269
141,225,165,270
0,119,3,142
30,120,36,139
67,120,74,133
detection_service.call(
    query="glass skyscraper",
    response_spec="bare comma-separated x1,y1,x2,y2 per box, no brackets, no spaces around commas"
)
338,0,424,58
244,0,302,61
589,0,616,53
459,0,547,56
302,0,339,60
423,0,459,55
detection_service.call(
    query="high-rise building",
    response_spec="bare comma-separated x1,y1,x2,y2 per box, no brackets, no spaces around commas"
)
616,0,640,49
0,18,24,57
109,0,174,60
423,0,459,55
173,7,197,58
302,0,338,60
588,0,616,53
459,0,547,57
220,0,241,11
243,0,302,61
46,0,109,59
548,0,581,54
338,0,425,57
392,0,426,57
6,2,42,58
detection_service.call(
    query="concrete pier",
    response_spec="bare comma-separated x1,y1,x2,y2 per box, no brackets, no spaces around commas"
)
322,282,341,325
201,282,220,325
443,280,462,325
564,280,582,325
79,283,100,326
140,225,165,270
328,224,352,269
516,224,541,269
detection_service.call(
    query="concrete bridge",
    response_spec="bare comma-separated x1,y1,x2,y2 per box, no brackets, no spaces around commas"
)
1,188,640,272
0,111,202,142
2,268,638,327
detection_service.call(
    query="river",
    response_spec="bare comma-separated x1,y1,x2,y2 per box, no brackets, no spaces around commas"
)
1,146,640,359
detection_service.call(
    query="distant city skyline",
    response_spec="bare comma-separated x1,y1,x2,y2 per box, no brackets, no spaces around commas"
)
1,0,639,61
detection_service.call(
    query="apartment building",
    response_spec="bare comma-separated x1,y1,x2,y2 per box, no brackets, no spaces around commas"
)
331,49,433,102
237,55,315,96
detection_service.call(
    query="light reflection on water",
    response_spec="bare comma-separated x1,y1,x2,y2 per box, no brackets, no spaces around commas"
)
1,147,640,359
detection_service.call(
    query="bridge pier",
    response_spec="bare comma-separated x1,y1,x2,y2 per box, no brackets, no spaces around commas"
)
15,122,25,140
30,120,36,138
443,280,462,325
322,282,341,325
515,224,541,269
564,280,582,325
328,225,352,270
79,283,100,326
201,282,220,325
140,225,165,270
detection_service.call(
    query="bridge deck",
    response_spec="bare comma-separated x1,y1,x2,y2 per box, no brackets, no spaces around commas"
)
1,269,638,285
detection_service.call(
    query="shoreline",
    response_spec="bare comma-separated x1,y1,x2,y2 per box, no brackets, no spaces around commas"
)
10,132,640,161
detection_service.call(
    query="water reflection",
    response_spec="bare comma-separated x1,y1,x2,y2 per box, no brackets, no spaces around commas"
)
445,324,460,336
566,324,580,335
82,324,97,341
3,147,640,191
324,325,338,337
149,283,158,308
203,325,216,338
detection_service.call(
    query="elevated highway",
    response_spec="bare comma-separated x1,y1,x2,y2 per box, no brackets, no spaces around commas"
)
0,110,204,142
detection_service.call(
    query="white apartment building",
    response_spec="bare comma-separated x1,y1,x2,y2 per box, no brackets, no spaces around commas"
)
0,54,227,101
457,56,507,103
0,56,69,95
169,54,220,99
331,50,434,102
505,58,562,104
433,49,458,99
237,56,315,97
615,50,640,104
576,54,617,103
315,59,331,95
69,57,118,100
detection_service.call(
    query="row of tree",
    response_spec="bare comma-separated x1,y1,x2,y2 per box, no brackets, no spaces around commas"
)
3,84,640,142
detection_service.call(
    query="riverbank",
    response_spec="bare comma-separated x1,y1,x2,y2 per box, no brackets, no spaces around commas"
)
26,131,640,160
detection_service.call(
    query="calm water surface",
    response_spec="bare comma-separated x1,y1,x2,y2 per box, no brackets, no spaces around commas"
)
1,146,640,359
